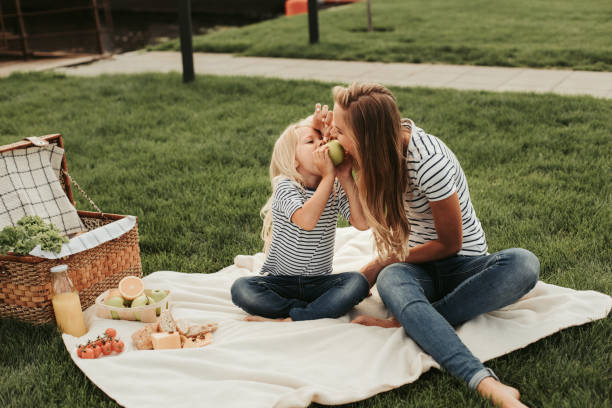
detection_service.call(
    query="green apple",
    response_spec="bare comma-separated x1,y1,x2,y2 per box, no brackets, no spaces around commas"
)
131,293,149,321
149,289,169,303
104,296,125,307
326,140,344,166
104,295,125,320
149,289,169,316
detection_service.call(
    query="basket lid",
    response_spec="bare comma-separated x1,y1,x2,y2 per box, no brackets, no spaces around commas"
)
0,134,75,206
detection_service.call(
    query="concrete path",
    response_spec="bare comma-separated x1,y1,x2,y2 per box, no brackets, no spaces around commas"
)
0,54,107,77
4,51,612,99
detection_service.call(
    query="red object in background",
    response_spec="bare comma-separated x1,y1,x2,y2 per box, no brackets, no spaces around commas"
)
285,0,362,16
286,0,308,16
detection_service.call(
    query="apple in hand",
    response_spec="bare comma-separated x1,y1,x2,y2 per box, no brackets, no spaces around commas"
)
326,140,344,166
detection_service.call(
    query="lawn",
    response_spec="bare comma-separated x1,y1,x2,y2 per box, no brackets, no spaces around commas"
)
152,0,612,71
0,72,610,407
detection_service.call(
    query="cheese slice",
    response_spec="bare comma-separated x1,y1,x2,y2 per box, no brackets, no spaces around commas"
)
151,331,181,350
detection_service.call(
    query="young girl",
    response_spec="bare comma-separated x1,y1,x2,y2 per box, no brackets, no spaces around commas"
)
231,113,370,322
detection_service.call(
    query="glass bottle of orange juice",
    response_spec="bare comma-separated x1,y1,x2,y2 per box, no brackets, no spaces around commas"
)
51,265,87,337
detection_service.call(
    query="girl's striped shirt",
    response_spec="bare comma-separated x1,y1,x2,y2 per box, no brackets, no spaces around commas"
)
403,119,488,255
260,178,351,276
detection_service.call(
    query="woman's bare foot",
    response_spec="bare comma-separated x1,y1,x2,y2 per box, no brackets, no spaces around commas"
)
244,315,292,322
351,315,401,328
477,377,526,408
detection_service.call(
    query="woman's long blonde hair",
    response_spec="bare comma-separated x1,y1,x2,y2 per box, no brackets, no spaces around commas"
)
333,83,411,260
260,118,314,254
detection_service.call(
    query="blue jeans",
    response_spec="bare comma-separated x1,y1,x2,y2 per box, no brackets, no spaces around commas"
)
231,272,370,321
376,248,540,389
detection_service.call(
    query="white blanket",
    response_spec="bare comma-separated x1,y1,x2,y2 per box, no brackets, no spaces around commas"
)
62,227,612,408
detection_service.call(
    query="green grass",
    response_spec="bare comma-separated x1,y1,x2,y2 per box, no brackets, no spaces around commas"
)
0,72,611,407
152,0,612,71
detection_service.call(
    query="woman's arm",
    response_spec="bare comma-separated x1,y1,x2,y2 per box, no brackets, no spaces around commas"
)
361,192,463,285
339,175,368,230
336,157,369,231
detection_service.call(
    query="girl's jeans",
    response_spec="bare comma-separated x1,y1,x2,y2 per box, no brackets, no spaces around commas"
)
231,272,370,321
377,248,540,389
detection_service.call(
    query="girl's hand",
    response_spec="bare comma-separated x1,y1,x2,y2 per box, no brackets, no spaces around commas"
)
313,145,335,178
313,103,333,142
335,152,353,181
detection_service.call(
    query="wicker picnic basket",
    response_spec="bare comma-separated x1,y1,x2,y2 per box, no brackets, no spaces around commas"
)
0,134,142,325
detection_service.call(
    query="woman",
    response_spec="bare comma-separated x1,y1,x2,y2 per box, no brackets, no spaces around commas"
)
317,83,540,408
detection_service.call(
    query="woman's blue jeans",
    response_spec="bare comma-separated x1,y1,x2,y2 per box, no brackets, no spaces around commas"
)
376,248,540,389
231,272,370,321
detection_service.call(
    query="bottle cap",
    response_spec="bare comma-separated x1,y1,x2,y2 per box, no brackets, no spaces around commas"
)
50,265,68,273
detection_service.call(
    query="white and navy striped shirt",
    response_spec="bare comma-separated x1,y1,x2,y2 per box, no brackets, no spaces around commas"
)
403,119,488,255
260,178,351,276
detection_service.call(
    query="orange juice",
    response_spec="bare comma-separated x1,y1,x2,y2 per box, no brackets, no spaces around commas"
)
52,291,87,337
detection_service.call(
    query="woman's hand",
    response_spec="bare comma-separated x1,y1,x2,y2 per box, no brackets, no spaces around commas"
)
359,258,387,287
335,151,353,181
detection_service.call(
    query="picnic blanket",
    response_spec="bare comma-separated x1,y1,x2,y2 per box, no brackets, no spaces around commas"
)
62,227,612,408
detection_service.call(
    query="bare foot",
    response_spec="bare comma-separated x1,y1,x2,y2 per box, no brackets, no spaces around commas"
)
244,315,292,322
477,377,526,408
351,315,401,328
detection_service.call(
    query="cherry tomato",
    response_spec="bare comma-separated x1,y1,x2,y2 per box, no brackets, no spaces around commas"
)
101,341,112,356
105,328,117,339
91,344,102,358
81,347,95,359
112,339,124,353
76,346,84,358
93,337,104,348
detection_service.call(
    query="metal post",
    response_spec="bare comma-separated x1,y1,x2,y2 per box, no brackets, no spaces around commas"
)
178,0,195,83
307,0,319,44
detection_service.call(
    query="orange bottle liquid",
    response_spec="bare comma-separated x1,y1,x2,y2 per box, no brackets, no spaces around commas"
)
51,265,87,337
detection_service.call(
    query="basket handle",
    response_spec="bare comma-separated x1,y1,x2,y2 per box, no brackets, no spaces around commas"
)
24,136,50,147
60,169,105,215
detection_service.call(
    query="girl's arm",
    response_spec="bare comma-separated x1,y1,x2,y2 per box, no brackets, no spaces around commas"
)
361,192,463,286
291,176,334,230
291,147,336,231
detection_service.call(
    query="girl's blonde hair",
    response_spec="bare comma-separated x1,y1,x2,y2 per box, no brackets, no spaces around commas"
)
332,82,411,260
260,118,314,254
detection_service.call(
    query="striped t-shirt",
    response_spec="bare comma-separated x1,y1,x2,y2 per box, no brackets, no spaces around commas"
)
260,178,351,276
403,119,488,255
